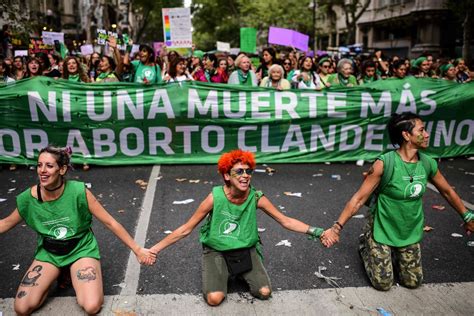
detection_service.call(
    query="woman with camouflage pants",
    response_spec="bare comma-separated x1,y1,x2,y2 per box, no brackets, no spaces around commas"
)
321,112,474,291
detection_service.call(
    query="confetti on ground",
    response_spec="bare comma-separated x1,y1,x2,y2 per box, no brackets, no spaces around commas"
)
258,228,266,232
376,307,393,316
312,173,323,177
85,183,92,188
254,169,266,173
467,241,474,247
12,264,20,270
345,265,350,269
8,188,16,192
465,172,474,176
0,198,6,202
283,192,302,198
451,233,463,238
352,214,365,219
331,174,341,180
164,230,172,234
176,178,187,182
117,209,125,213
135,179,148,186
325,162,331,165
314,266,341,288
189,179,200,183
112,282,126,288
155,176,163,180
432,205,446,211
356,159,365,167
423,226,434,232
173,199,194,205
278,205,285,210
275,240,292,247
265,167,276,175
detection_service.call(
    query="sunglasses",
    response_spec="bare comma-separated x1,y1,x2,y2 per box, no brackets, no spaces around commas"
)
320,65,329,68
283,62,291,65
230,168,254,176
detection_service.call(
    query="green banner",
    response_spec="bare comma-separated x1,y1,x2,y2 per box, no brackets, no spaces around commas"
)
0,77,473,165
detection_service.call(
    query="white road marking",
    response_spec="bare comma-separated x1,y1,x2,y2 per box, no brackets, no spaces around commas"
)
121,165,161,296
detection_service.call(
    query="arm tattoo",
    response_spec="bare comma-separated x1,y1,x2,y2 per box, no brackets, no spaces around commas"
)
76,266,97,282
367,166,375,176
20,265,43,287
17,291,27,298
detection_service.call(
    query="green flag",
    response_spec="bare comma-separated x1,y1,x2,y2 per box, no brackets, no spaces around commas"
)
240,28,257,53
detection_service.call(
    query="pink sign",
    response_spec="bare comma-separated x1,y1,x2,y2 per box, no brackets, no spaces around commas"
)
268,27,309,52
153,42,164,57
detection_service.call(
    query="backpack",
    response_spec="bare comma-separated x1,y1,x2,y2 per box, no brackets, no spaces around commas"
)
365,151,433,213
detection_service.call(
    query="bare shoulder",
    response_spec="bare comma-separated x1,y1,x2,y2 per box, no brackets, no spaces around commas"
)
29,185,38,199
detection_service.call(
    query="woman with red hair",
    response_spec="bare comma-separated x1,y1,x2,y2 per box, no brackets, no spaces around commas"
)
150,149,324,306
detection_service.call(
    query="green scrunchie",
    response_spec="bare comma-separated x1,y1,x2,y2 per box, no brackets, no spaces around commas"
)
307,226,324,240
462,210,474,223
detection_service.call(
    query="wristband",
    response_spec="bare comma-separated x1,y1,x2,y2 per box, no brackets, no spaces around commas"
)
306,226,324,239
334,221,343,230
462,210,474,223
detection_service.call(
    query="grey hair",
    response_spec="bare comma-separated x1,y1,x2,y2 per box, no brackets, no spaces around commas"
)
337,58,353,73
268,64,284,76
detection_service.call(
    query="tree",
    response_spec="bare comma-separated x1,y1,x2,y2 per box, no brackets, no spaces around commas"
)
319,0,371,45
445,0,473,61
132,0,183,43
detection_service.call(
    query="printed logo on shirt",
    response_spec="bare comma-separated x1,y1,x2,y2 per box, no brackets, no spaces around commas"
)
43,217,76,240
218,220,240,238
403,181,424,199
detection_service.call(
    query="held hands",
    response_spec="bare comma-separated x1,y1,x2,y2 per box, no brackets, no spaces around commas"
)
320,223,342,248
462,210,474,233
135,247,157,266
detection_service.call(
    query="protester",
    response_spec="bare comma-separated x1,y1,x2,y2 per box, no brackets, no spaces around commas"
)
439,62,457,82
327,58,357,87
36,52,61,78
256,47,276,81
0,60,15,83
322,112,474,291
227,54,236,73
190,50,204,80
194,53,217,82
163,56,193,83
454,58,469,83
88,52,101,80
0,145,156,315
228,54,258,86
124,44,161,84
358,60,379,85
25,57,43,78
62,56,90,82
412,57,430,78
390,59,407,79
0,24,11,57
260,64,291,90
281,57,294,81
317,57,332,87
149,149,324,306
94,56,119,83
12,56,26,80
211,57,229,83
292,56,323,90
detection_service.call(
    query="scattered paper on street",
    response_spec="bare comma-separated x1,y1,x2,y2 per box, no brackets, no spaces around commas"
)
312,173,323,177
331,174,341,180
112,282,126,288
314,266,341,288
254,169,266,173
258,228,266,232
176,178,187,182
432,205,445,211
423,226,434,232
12,264,20,270
173,199,194,205
85,183,92,188
164,230,172,234
189,179,200,183
276,240,292,247
283,192,302,197
0,198,6,202
352,214,364,219
451,233,463,238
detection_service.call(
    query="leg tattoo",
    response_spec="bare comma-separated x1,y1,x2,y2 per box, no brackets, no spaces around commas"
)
20,265,43,287
17,291,27,299
76,266,97,282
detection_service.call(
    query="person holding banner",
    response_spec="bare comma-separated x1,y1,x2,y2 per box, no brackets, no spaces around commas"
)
317,57,332,87
149,149,325,306
260,64,291,90
0,145,156,315
62,56,90,83
0,60,15,84
94,56,119,83
211,58,229,83
256,47,277,82
12,56,26,80
123,44,161,84
228,55,258,86
321,112,474,292
327,58,357,87
25,58,44,79
163,56,193,83
291,56,323,90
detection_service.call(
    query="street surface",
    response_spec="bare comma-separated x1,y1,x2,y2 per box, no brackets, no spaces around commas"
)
0,157,473,314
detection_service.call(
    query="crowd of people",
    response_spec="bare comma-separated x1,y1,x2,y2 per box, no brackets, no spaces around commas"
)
1,39,473,88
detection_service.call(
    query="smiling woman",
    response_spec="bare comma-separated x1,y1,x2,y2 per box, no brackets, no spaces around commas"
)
0,145,156,315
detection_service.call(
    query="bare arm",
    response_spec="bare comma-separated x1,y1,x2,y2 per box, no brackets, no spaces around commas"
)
150,193,214,254
323,159,383,247
430,170,474,231
0,209,22,234
86,189,156,265
258,196,310,233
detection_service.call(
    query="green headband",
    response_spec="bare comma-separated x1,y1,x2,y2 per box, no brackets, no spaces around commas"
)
413,57,427,68
440,63,454,76
318,57,329,65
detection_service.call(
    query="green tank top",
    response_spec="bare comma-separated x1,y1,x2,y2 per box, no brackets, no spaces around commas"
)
373,152,438,247
16,180,100,267
199,186,263,251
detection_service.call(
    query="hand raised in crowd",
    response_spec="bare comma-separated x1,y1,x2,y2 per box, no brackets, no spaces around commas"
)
108,35,117,49
135,247,157,265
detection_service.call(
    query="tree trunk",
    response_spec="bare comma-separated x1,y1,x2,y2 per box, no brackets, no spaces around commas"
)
462,10,471,61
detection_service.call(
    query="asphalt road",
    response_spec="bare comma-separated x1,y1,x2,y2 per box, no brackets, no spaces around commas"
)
0,157,473,299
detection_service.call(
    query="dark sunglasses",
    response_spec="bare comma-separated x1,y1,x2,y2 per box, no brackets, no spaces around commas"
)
230,168,254,176
283,62,291,65
320,65,329,68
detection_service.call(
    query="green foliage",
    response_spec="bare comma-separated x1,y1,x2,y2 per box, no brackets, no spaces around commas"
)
133,0,184,43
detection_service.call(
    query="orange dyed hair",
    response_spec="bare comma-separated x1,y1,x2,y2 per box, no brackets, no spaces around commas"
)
217,149,256,175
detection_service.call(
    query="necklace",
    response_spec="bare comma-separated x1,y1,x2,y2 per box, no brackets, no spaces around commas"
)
43,179,64,192
399,156,419,183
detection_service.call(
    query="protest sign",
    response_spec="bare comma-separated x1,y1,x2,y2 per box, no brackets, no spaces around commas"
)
42,31,64,45
240,28,257,53
268,27,309,52
80,44,94,56
28,38,54,55
96,29,128,51
162,7,193,48
14,50,28,57
217,41,231,52
153,42,164,57
0,77,472,165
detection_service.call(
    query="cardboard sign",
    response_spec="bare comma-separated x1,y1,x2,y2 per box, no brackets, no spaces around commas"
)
80,44,94,56
162,7,193,48
42,31,64,45
268,26,309,52
216,41,231,52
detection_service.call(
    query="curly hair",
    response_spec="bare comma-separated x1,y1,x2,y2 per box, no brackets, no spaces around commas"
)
217,149,256,175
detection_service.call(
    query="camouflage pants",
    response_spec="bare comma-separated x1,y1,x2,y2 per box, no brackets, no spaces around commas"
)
359,218,423,291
